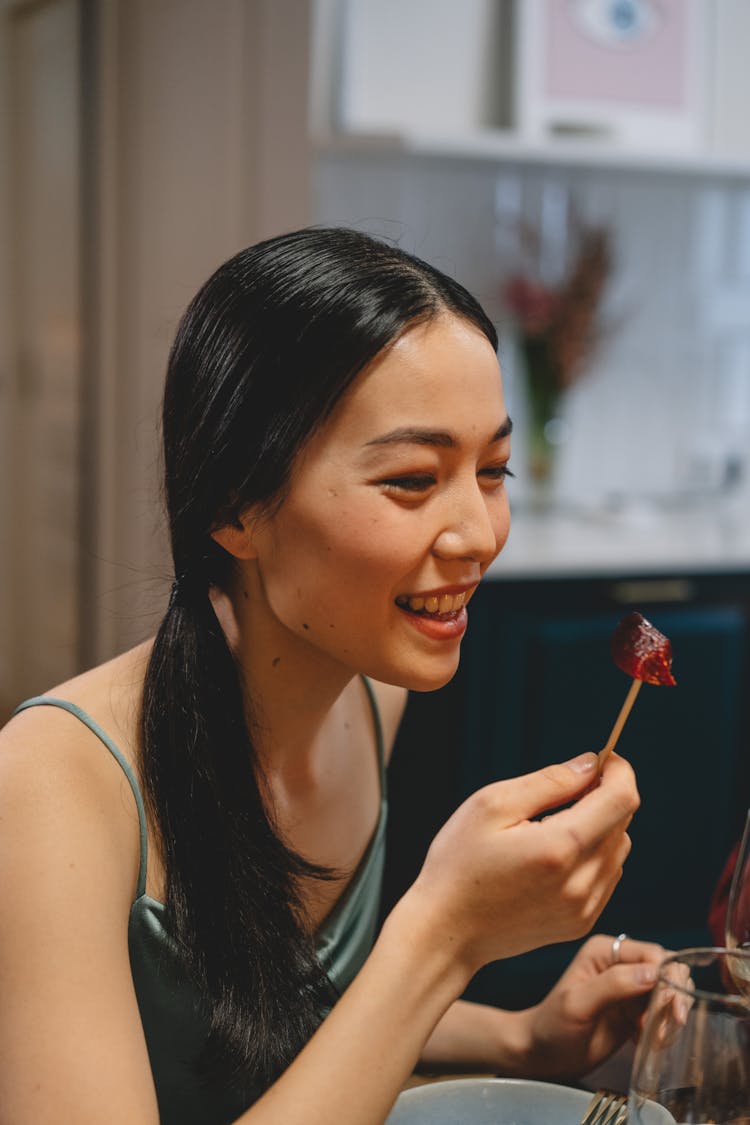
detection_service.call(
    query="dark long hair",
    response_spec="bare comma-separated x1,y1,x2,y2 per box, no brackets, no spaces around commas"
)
140,226,498,1086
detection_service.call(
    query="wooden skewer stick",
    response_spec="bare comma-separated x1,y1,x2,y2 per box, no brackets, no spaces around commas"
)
598,679,643,770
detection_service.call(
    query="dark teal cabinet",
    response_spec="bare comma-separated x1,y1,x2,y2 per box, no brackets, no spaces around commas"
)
383,572,750,1009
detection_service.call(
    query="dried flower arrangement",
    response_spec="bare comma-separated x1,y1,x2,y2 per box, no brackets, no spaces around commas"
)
503,221,613,486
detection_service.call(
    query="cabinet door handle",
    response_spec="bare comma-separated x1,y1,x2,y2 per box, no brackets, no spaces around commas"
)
610,578,695,604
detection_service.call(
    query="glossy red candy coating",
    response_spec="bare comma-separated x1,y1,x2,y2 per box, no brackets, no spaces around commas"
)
611,611,676,685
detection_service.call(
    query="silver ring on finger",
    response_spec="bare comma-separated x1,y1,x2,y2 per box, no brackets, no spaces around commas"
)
611,932,628,964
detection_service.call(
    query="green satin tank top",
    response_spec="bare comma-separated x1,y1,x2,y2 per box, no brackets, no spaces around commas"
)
14,679,387,1125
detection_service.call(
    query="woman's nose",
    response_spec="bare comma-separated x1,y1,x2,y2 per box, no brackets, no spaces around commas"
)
432,484,506,564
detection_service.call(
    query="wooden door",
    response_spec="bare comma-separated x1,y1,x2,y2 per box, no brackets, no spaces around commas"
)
0,0,82,710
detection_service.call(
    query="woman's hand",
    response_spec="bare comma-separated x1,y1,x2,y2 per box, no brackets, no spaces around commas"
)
520,934,666,1079
407,751,639,979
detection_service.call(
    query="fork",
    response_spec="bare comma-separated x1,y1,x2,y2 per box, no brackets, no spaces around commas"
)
580,1089,628,1124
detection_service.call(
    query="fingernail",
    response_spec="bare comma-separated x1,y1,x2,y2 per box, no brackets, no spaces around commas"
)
637,965,657,986
565,753,597,774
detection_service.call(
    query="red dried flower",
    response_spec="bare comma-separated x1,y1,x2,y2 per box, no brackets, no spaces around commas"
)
503,223,612,394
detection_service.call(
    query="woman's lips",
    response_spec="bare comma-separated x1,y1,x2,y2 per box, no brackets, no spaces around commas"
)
395,586,475,642
397,602,468,641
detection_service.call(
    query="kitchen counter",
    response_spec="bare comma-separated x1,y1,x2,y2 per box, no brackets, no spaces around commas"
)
488,501,750,581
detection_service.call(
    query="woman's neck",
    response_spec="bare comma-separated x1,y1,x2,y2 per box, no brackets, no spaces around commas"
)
209,576,358,776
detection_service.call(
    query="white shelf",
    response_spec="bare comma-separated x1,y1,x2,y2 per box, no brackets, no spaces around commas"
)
314,128,750,180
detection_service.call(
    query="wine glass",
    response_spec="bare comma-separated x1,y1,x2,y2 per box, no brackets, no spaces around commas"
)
727,810,750,988
628,947,750,1124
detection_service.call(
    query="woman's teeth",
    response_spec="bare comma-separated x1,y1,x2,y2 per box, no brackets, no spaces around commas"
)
396,591,467,615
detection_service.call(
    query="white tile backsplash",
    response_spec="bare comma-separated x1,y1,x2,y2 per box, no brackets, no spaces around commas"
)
314,150,750,513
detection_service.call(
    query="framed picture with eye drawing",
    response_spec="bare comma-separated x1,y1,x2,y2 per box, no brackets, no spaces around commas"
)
514,0,710,154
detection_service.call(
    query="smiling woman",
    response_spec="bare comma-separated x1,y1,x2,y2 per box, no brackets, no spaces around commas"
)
0,227,660,1125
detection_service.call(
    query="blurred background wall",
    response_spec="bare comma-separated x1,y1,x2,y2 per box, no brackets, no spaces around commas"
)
2,0,750,715
0,0,313,713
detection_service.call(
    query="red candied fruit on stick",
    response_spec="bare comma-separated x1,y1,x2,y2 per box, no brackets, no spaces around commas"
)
611,611,676,686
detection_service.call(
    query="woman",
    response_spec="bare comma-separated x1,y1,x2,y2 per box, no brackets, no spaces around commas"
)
0,228,661,1124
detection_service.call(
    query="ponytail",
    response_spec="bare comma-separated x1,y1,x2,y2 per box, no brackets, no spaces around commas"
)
140,586,337,1085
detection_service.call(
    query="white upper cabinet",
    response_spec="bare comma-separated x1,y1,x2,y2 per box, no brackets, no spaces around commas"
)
314,0,750,175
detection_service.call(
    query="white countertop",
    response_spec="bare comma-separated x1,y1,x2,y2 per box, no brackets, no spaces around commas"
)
487,501,750,581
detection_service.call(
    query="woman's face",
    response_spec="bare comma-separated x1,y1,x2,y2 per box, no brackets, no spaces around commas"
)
243,313,512,691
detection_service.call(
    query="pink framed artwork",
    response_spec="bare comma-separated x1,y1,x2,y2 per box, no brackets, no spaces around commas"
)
515,0,710,152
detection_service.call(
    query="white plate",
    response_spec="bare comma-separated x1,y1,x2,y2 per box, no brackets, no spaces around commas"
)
386,1077,675,1124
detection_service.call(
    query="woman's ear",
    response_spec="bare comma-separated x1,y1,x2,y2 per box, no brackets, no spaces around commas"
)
211,515,259,560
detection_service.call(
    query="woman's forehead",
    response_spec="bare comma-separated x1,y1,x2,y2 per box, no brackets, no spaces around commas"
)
324,316,504,441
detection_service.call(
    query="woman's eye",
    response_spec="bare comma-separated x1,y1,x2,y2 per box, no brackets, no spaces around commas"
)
380,474,436,493
480,464,515,484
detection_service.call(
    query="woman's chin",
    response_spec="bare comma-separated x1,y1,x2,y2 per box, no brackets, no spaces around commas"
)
395,655,462,694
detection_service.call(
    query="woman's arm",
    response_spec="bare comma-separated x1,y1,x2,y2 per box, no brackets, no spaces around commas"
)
419,1000,533,1075
237,751,639,1123
244,892,468,1124
419,935,665,1081
0,703,637,1125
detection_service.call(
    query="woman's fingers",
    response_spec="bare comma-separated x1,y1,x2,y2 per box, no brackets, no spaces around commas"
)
560,833,632,929
546,753,639,853
462,752,636,853
553,936,666,1024
470,753,599,829
418,753,642,970
582,934,667,973
568,962,659,1025
472,756,602,828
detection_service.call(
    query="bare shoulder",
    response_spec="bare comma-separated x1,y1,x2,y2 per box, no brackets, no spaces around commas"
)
0,707,140,912
366,679,409,764
0,649,159,1122
1,640,151,761
0,641,152,903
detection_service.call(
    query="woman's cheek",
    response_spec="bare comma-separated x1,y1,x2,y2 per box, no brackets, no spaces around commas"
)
491,494,511,558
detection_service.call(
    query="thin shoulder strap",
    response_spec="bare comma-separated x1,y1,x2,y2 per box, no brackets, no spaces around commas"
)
14,696,148,898
359,676,386,792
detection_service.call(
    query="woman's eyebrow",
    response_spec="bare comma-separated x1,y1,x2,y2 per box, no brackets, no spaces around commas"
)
364,417,513,450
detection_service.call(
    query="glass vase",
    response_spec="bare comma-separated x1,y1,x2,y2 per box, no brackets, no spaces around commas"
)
521,335,563,509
